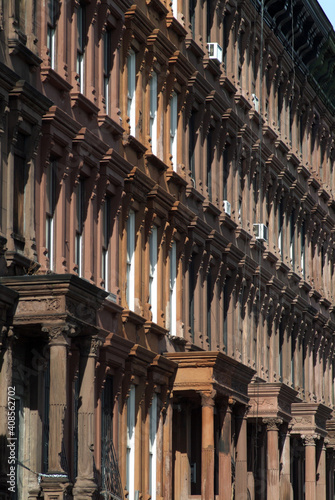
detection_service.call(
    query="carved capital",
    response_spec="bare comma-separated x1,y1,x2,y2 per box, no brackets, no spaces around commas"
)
263,417,283,431
79,336,103,357
302,434,317,446
199,390,216,408
42,324,70,345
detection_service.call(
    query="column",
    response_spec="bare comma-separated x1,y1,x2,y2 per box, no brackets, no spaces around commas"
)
316,439,326,499
264,418,282,499
41,324,71,500
163,401,173,498
201,392,215,500
304,435,316,500
280,425,293,500
73,336,101,499
326,448,334,500
235,406,248,500
219,399,233,500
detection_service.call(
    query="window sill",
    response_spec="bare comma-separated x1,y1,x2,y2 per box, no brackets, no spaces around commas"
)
98,114,124,137
41,67,72,92
263,124,278,142
121,309,146,327
8,38,42,67
186,185,205,204
220,75,237,95
219,212,237,231
144,321,168,337
288,270,301,286
185,37,205,61
70,91,99,116
234,93,252,112
146,0,168,17
235,227,252,242
166,169,187,187
145,152,167,171
203,200,221,217
166,14,187,38
263,250,278,264
203,57,222,78
123,133,147,158
298,279,312,293
276,260,290,274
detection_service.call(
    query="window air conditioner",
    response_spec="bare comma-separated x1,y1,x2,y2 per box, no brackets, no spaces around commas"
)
223,200,231,216
253,223,268,242
207,43,223,64
252,93,259,112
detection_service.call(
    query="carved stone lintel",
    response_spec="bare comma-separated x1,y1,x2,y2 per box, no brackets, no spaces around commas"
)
263,417,283,431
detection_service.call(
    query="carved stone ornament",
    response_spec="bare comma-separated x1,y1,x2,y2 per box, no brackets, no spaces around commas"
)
80,336,103,356
263,417,283,431
199,390,216,408
42,324,71,343
303,434,317,446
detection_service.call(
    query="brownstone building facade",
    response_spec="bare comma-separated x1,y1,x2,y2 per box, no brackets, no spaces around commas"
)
1,0,335,499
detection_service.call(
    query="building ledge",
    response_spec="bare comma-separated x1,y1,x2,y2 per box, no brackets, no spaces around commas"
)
235,93,252,112
185,37,205,61
203,57,222,78
98,114,124,137
8,38,42,67
220,75,237,95
219,213,237,231
70,91,99,116
166,169,188,187
144,321,168,337
186,185,205,204
123,133,147,158
146,0,168,17
203,200,221,217
145,152,167,171
166,15,187,38
41,67,72,92
121,309,146,327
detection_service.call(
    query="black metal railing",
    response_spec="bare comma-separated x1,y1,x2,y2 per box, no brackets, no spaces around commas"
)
101,439,124,500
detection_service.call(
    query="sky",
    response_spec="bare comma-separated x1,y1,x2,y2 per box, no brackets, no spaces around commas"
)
318,0,335,29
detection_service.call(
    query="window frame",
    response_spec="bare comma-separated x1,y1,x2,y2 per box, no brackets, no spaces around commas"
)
170,92,178,171
149,225,158,323
126,210,136,311
127,50,136,136
169,241,177,336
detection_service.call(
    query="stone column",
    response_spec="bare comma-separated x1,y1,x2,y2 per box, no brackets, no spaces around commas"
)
280,424,292,500
73,336,101,499
304,434,316,500
264,418,282,500
235,406,248,500
219,399,233,500
0,327,14,496
201,391,215,500
163,401,173,499
41,324,71,500
316,439,326,499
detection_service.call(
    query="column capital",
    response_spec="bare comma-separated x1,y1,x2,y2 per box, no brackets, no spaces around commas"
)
199,390,216,408
263,417,283,431
302,434,318,446
79,336,103,357
42,323,73,346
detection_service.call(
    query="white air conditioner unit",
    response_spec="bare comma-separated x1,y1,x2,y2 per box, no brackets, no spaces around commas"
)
253,223,268,242
223,200,231,216
207,43,223,64
252,93,259,112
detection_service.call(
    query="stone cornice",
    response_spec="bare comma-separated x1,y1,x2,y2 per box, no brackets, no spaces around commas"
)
248,382,299,422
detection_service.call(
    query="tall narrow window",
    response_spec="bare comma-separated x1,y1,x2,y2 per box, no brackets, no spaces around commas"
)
75,179,85,277
150,72,158,156
189,0,196,38
102,198,110,291
207,271,212,346
103,29,112,115
126,385,136,500
149,393,158,500
73,377,79,479
223,148,229,200
172,0,178,17
169,241,177,336
47,0,58,69
170,92,178,171
278,200,283,259
189,110,196,184
300,221,305,279
13,133,26,236
77,3,85,93
279,322,284,382
149,226,158,323
223,279,228,350
189,255,195,341
207,129,213,201
290,210,295,270
126,210,135,311
46,160,56,271
127,50,136,136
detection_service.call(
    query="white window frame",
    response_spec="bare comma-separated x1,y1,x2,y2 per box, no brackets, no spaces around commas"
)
75,179,84,278
172,0,178,17
149,226,158,323
170,92,178,171
278,201,283,259
127,50,136,136
126,210,135,310
102,198,110,291
126,385,136,500
103,29,111,115
47,0,57,70
46,161,56,271
150,71,158,156
169,241,177,336
149,393,158,500
300,222,305,279
77,3,85,94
